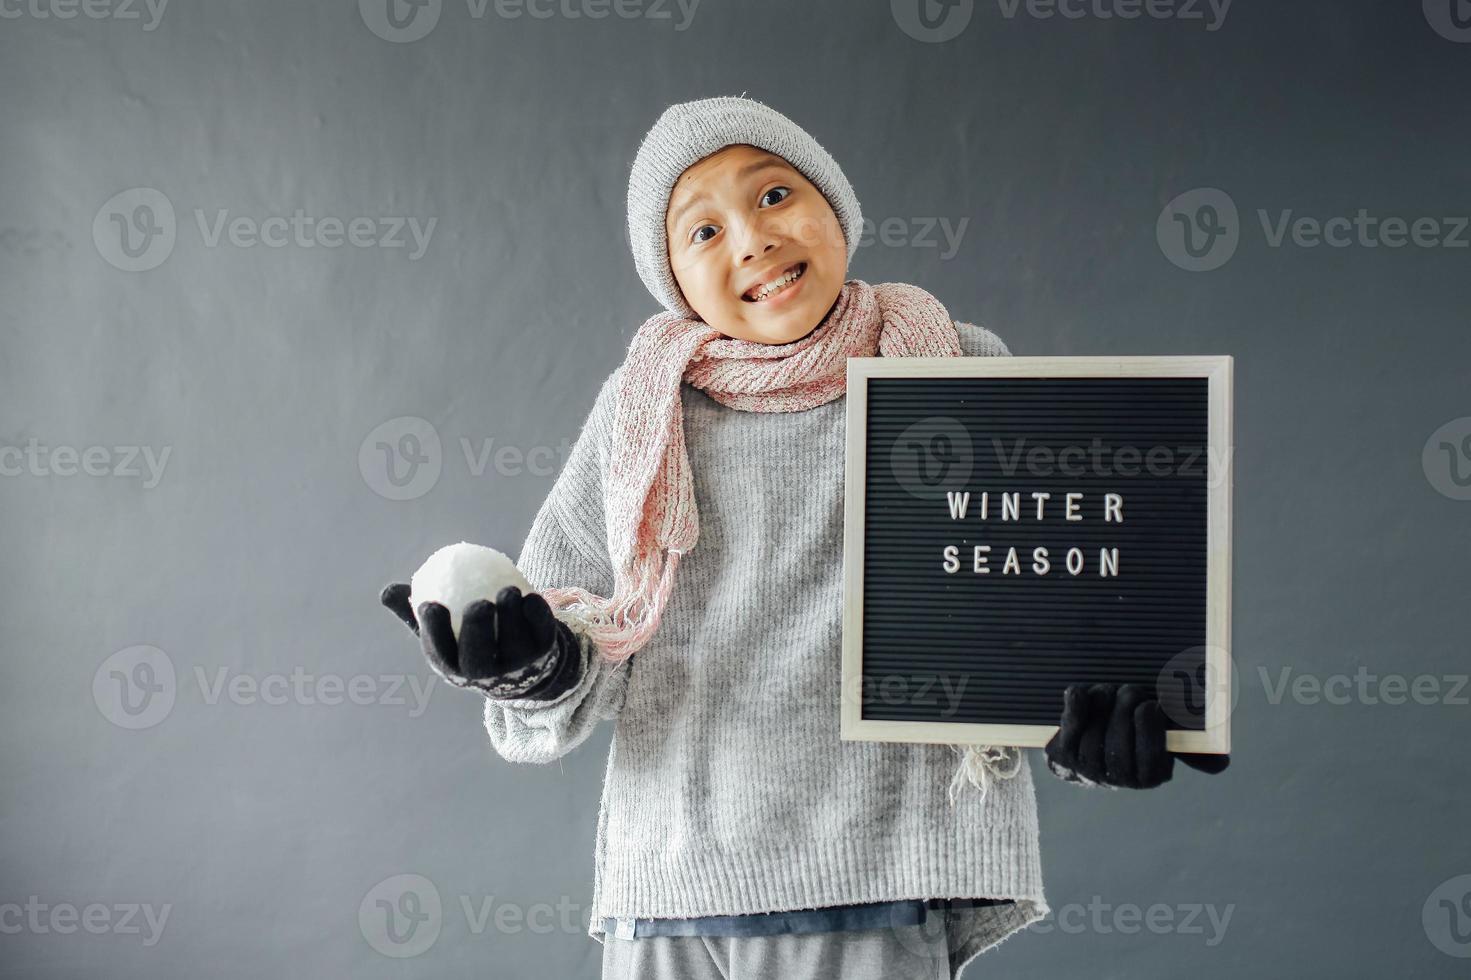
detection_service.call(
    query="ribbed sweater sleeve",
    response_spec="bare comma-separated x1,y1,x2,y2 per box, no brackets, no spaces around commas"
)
481,367,634,765
954,320,1011,358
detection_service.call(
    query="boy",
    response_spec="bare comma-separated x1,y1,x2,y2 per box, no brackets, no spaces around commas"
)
383,95,1225,979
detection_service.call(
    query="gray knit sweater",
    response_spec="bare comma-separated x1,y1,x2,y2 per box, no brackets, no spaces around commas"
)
481,321,1050,978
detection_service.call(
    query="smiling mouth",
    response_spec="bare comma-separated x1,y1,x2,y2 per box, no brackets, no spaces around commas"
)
742,262,807,303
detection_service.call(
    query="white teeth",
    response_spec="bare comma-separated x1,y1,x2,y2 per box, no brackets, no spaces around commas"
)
748,263,804,301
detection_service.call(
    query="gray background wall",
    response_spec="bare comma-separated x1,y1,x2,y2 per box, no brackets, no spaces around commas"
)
2,1,1469,977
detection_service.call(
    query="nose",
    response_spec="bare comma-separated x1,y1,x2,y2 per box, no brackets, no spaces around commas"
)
731,213,780,265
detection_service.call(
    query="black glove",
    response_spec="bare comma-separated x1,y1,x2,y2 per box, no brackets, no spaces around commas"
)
1044,682,1231,789
380,582,583,701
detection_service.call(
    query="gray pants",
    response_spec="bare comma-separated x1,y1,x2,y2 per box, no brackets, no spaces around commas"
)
600,919,953,980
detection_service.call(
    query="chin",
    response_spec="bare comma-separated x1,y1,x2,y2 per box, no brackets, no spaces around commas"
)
754,308,822,344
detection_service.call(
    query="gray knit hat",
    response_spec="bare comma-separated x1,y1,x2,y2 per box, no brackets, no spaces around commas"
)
626,95,864,318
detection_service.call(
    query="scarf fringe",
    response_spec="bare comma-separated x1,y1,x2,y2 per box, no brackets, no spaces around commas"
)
542,549,684,664
947,744,1024,809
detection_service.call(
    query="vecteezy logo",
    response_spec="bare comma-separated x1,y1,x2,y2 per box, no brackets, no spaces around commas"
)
93,188,176,272
888,416,974,501
1156,188,1240,272
890,0,973,42
359,0,442,42
1423,417,1471,501
359,873,443,957
1424,0,1471,42
1155,645,1237,732
1423,874,1471,957
93,645,177,729
359,416,443,501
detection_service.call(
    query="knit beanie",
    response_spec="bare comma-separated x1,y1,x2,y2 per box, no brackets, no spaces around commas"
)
626,95,865,319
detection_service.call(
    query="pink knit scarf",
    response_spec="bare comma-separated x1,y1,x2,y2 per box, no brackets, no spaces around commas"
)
540,277,1022,806
540,278,961,664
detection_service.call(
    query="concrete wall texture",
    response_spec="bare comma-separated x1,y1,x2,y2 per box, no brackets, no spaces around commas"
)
2,1,1469,977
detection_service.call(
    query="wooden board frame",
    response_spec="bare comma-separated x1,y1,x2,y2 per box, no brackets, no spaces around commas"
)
839,355,1232,754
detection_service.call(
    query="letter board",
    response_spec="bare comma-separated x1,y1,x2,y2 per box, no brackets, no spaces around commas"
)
840,355,1232,754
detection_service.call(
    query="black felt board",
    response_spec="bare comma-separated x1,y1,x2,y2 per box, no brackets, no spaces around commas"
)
857,376,1212,731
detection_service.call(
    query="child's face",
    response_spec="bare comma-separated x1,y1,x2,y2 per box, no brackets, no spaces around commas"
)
664,144,848,344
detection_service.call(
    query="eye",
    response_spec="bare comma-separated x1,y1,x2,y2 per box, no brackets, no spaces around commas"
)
690,224,717,245
760,186,791,207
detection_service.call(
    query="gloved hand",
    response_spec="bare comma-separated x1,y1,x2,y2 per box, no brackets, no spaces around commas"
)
380,582,582,700
1044,682,1231,789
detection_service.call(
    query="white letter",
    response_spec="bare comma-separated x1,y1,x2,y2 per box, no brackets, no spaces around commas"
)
1066,547,1084,575
1032,546,1050,575
1003,547,1021,575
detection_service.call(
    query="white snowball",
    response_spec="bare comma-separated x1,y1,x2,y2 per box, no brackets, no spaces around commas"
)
409,541,534,638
